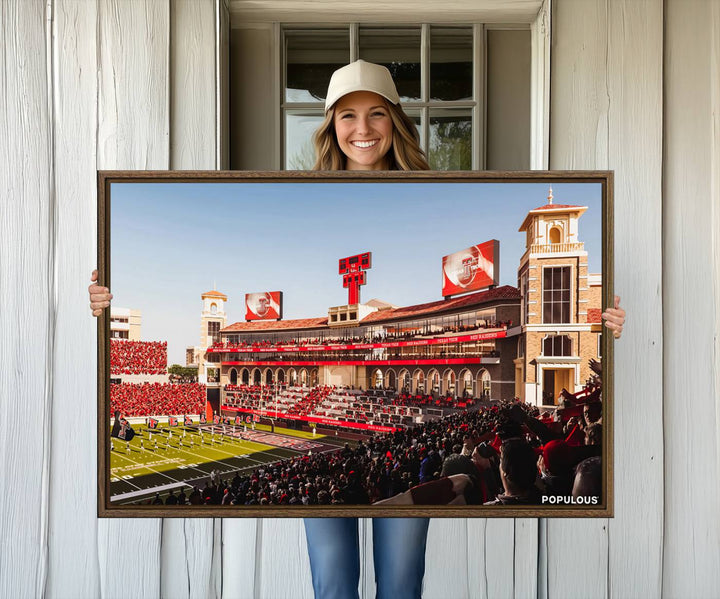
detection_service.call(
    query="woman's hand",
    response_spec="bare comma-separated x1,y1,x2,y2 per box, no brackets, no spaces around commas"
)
601,295,625,339
88,269,112,317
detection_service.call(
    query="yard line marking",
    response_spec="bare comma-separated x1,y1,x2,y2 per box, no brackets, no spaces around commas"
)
110,451,184,485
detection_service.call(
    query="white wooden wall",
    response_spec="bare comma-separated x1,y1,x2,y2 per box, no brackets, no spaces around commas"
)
1,1,718,598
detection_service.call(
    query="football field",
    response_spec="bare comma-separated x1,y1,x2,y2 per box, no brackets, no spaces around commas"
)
109,422,353,504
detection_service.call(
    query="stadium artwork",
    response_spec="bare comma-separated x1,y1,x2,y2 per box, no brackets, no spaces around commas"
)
97,171,614,518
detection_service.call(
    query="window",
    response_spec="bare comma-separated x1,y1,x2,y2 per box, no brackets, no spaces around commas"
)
543,266,571,323
543,335,572,357
282,25,527,170
208,321,220,343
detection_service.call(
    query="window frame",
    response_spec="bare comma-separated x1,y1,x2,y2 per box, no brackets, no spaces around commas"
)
280,23,489,170
542,264,572,324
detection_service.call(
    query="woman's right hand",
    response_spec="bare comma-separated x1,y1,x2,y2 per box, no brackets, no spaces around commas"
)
89,269,112,317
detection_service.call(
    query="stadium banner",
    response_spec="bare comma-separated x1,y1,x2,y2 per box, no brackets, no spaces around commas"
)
206,330,507,354
223,358,485,367
147,417,159,430
441,240,500,297
245,291,282,321
99,171,613,519
184,415,193,426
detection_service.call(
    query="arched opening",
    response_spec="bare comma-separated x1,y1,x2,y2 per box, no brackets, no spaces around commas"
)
549,226,562,244
310,368,319,386
384,369,396,390
428,369,440,395
477,369,491,400
241,368,249,384
265,368,273,385
443,369,456,397
288,368,297,386
252,368,262,385
300,368,308,386
412,369,425,394
459,368,473,398
398,369,411,393
277,369,285,384
371,368,383,389
229,368,238,385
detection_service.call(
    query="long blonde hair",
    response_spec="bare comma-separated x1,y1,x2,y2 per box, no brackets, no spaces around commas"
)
312,100,430,171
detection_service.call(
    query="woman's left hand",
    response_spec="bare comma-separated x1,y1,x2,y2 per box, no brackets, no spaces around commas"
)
601,295,625,339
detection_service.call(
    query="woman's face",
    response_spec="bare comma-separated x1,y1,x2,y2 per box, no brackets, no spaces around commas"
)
333,91,394,170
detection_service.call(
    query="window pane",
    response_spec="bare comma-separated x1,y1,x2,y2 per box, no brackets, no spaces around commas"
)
430,27,473,101
285,112,324,169
286,30,350,103
402,108,423,146
544,302,552,323
359,28,421,102
429,109,472,170
562,302,570,322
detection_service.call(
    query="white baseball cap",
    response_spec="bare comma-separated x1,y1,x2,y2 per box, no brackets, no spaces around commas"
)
324,60,400,112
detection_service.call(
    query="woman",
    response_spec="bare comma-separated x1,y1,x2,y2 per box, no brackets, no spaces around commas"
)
303,60,432,599
89,60,626,599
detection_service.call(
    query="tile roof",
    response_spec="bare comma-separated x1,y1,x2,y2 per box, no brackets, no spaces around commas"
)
361,285,521,323
202,290,227,299
531,204,584,211
222,317,327,332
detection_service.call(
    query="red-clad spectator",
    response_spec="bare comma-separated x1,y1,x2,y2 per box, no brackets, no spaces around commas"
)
110,382,204,416
110,340,167,375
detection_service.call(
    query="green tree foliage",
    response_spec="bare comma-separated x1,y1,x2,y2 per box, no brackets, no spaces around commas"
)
168,364,198,383
429,118,472,171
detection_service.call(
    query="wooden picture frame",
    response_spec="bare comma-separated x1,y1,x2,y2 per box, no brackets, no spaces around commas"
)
97,170,614,518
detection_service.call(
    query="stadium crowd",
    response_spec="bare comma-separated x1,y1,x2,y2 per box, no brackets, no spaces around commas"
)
110,382,205,417
110,340,167,375
155,377,603,507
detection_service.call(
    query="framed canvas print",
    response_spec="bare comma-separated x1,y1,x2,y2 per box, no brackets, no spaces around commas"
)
97,171,614,518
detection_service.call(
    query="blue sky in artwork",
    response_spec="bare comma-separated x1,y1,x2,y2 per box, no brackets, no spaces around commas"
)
111,181,603,364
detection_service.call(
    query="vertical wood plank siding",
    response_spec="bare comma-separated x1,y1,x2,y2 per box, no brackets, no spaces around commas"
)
549,1,664,598
605,2,664,597
95,1,169,596
663,1,720,596
0,1,53,598
162,3,221,598
1,1,718,597
47,0,101,597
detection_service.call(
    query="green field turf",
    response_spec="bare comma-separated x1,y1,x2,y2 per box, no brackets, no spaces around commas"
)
109,423,353,504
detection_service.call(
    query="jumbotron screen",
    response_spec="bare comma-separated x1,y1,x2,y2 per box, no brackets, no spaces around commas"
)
441,240,499,297
245,291,283,321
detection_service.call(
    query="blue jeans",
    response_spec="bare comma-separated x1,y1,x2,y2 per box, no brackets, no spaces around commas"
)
304,517,430,599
